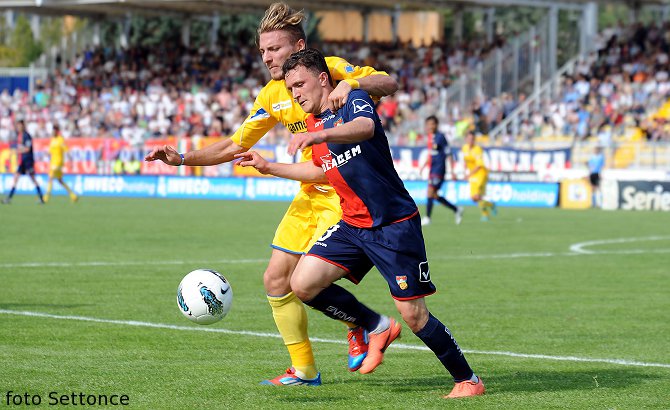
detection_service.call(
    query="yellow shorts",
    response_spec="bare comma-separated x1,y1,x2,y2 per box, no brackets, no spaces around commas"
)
50,166,63,179
272,186,342,254
469,176,487,198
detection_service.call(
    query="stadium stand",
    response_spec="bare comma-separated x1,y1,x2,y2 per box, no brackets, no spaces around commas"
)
0,37,510,146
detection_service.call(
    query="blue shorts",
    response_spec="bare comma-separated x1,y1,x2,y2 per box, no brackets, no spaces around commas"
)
17,162,35,175
307,213,436,300
429,174,445,190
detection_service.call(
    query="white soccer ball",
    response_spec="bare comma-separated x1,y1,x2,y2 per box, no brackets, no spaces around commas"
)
177,269,233,325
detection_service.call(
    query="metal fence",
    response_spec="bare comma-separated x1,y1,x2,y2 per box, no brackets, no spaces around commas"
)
488,55,580,145
444,16,553,117
391,14,559,143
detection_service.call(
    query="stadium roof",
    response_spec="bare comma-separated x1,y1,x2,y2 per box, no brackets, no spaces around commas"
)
1,0,668,18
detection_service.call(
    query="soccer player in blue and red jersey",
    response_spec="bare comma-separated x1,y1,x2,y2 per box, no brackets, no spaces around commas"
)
420,115,463,226
236,49,485,399
2,120,44,205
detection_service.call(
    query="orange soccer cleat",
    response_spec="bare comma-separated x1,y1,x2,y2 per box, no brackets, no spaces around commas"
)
445,377,485,399
358,318,401,374
347,326,369,372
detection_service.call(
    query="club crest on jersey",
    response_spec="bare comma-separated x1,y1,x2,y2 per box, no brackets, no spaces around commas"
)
334,118,344,127
319,145,362,172
396,275,408,290
352,99,374,115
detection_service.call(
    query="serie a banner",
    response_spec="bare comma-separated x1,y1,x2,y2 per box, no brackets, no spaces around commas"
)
596,180,670,211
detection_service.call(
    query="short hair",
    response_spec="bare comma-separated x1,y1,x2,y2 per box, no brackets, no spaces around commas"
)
282,48,333,86
426,115,438,124
257,2,306,44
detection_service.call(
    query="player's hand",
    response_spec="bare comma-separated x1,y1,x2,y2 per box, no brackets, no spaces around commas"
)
327,80,353,112
144,145,181,166
288,132,325,156
234,151,270,174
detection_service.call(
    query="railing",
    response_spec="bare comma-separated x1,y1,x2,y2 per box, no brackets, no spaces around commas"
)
487,56,580,145
393,15,556,141
443,16,552,115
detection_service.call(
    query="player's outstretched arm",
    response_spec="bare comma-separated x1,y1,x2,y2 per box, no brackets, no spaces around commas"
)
288,117,374,155
235,151,327,183
144,138,248,166
329,75,398,111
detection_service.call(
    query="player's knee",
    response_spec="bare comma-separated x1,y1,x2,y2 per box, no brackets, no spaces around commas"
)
397,303,429,333
263,266,291,295
288,275,313,302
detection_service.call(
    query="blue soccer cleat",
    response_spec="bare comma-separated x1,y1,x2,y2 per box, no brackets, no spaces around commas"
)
260,368,322,386
347,326,369,372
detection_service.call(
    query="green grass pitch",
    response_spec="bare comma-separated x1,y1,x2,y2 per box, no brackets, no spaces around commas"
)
1,196,669,409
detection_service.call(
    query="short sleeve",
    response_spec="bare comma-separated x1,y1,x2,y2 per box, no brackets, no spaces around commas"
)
229,86,278,149
326,56,388,81
342,90,376,123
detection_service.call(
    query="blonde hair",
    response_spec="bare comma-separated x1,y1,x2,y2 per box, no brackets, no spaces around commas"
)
257,2,306,43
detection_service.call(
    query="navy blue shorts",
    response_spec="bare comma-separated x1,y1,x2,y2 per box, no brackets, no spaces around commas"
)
429,174,445,190
17,162,35,175
307,213,436,300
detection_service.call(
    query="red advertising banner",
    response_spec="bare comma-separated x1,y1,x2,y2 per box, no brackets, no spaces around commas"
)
140,138,178,175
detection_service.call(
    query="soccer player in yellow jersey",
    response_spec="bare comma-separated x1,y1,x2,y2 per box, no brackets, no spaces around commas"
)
145,2,398,385
44,125,78,203
462,131,496,221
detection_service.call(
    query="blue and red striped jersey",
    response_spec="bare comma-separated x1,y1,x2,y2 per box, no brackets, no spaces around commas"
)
308,89,418,228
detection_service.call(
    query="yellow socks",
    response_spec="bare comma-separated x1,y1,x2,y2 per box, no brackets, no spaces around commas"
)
478,200,491,217
267,292,318,380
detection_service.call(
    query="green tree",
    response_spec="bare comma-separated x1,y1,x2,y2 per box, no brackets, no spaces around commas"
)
9,14,43,66
40,16,64,49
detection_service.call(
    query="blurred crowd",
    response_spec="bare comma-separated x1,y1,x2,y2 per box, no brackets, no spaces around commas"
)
513,21,670,145
1,21,669,147
0,35,506,146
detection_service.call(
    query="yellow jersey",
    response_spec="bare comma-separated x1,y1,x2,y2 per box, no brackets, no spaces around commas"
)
229,56,387,189
462,144,488,179
49,135,68,167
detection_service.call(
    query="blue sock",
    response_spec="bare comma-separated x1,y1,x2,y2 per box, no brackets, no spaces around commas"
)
303,284,382,331
426,198,434,217
35,185,43,200
414,313,473,382
8,187,16,199
437,196,458,212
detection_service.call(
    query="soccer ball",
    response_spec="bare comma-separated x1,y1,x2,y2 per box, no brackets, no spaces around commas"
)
177,269,233,325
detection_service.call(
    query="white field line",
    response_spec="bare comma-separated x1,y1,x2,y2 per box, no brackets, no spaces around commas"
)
1,309,668,370
3,248,670,270
0,259,267,269
569,235,670,254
